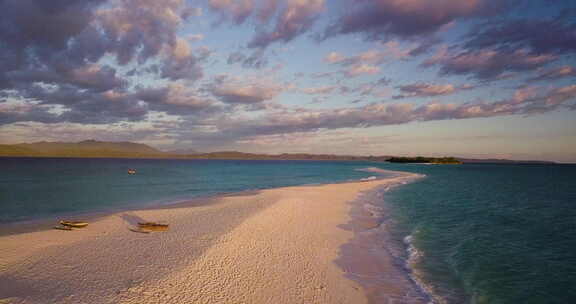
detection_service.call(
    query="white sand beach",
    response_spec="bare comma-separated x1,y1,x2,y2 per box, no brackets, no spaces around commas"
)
0,173,423,304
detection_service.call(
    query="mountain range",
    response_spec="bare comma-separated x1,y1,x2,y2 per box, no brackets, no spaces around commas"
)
0,140,556,164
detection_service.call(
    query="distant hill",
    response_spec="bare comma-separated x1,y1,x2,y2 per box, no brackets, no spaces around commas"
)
388,156,462,164
166,148,199,155
3,140,164,158
0,140,557,164
0,144,38,156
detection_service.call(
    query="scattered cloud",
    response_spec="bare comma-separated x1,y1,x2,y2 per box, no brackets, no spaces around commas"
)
529,66,576,82
423,48,557,80
227,49,269,69
204,84,576,141
301,86,337,95
464,14,576,55
393,83,474,99
209,75,286,104
208,0,255,24
324,50,387,66
209,0,325,48
344,64,381,77
248,0,325,48
321,0,506,41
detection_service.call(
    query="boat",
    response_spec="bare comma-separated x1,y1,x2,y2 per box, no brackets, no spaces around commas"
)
54,225,74,231
130,227,151,234
138,222,168,227
127,169,137,175
59,220,88,228
137,222,169,231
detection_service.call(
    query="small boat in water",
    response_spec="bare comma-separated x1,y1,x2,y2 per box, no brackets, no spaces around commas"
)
127,168,137,175
59,220,88,228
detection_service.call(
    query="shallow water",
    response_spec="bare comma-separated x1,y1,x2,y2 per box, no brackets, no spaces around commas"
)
0,157,377,223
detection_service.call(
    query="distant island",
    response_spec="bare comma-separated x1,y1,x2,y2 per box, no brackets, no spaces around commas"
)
0,140,556,164
387,156,462,164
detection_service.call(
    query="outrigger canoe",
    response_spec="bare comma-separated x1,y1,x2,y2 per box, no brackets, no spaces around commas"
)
138,222,168,228
137,222,169,231
59,220,89,228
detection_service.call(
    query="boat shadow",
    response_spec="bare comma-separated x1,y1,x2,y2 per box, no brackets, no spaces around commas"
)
119,213,146,226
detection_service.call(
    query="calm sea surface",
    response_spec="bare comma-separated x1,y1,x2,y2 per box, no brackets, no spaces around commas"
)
0,158,378,223
381,162,576,304
1,158,574,303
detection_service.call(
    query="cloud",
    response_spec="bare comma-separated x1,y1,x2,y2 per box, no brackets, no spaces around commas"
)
2,80,219,125
301,86,337,95
337,78,392,98
8,64,127,93
464,14,576,55
529,66,576,82
227,49,268,69
95,0,193,65
209,0,325,48
0,120,180,146
0,0,219,126
186,34,205,42
249,0,325,48
136,83,219,115
344,64,380,77
423,48,557,80
0,101,61,125
393,83,474,99
210,75,285,104
177,84,576,143
321,0,504,41
159,38,207,81
324,52,345,64
324,50,387,66
7,85,149,124
0,0,203,87
208,0,255,24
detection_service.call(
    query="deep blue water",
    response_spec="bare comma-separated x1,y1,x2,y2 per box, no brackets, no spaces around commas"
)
380,163,576,304
1,158,574,303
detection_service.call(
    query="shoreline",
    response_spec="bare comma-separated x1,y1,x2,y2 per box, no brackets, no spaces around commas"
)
0,170,423,304
0,168,392,237
337,171,431,304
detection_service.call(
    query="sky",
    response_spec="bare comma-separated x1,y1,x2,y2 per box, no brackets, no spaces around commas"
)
0,0,575,162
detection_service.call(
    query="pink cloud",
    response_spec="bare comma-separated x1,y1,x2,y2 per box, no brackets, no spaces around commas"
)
344,64,381,77
423,48,557,80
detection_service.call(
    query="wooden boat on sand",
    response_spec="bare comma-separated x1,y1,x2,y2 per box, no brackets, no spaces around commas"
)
137,222,169,231
138,222,168,227
59,220,89,228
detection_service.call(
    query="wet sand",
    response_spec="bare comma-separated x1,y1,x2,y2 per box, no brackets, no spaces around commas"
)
0,171,424,304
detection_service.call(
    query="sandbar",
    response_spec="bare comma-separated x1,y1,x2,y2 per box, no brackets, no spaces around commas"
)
0,171,424,304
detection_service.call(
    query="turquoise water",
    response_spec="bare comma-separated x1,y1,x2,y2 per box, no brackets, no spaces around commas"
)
1,158,574,303
380,163,576,304
0,157,378,223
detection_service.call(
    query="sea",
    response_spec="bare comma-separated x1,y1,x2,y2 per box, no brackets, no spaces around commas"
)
1,157,575,303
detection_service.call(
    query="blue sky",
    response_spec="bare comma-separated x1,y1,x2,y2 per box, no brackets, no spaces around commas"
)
0,0,575,161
